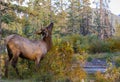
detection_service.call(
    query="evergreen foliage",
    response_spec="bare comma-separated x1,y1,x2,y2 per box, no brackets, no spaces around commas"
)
0,0,120,82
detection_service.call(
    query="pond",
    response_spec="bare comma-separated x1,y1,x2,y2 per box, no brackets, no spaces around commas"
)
83,67,107,74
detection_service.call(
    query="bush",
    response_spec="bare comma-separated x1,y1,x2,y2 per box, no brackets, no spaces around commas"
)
95,71,112,82
108,38,120,52
88,37,120,53
89,39,110,53
115,58,120,67
87,56,93,62
62,34,90,54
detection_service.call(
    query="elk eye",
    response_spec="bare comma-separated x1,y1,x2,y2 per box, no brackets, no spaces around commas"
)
44,30,48,33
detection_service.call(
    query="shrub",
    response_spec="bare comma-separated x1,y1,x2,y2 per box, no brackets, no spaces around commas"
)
115,57,120,67
108,38,120,52
95,67,120,82
63,34,90,54
95,71,112,82
88,37,120,53
87,56,93,62
89,39,111,53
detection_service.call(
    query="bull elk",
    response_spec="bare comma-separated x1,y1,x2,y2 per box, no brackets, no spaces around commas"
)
4,22,53,78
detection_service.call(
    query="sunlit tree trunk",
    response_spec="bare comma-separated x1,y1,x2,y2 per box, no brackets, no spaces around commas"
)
99,0,104,39
93,0,112,39
0,2,2,79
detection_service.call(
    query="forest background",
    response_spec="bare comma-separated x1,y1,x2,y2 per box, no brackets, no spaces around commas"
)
0,0,120,82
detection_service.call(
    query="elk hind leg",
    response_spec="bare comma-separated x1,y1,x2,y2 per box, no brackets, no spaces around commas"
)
5,46,13,78
6,45,13,61
11,54,22,78
4,58,9,78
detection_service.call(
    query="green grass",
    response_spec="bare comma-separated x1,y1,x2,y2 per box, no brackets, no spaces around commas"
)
88,52,120,59
0,79,32,82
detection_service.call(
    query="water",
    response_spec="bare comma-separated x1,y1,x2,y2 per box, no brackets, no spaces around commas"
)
83,67,107,73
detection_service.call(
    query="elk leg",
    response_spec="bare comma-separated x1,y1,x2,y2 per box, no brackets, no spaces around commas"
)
11,55,22,78
35,57,41,71
11,56,18,73
6,45,13,61
5,47,13,78
4,58,13,78
4,58,9,78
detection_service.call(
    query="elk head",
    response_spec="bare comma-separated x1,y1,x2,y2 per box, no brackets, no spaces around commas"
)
36,23,53,38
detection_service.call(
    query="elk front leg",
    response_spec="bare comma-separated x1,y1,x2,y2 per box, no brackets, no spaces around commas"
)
35,57,41,71
11,56,19,74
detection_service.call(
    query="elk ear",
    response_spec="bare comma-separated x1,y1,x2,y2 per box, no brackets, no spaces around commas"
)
35,31,41,35
35,27,43,35
35,29,42,35
47,22,53,31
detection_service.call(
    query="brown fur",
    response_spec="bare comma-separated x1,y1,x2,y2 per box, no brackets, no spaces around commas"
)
4,23,53,78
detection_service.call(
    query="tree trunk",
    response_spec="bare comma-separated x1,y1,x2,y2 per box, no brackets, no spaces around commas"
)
0,3,2,79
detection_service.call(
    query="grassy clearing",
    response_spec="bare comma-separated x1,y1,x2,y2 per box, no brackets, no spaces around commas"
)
0,79,32,82
88,52,120,59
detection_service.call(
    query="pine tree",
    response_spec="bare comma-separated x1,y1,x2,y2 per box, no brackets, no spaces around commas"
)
79,0,92,36
93,0,112,39
67,0,81,34
67,0,92,35
52,0,68,36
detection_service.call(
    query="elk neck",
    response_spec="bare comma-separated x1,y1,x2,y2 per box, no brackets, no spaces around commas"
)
43,35,52,51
